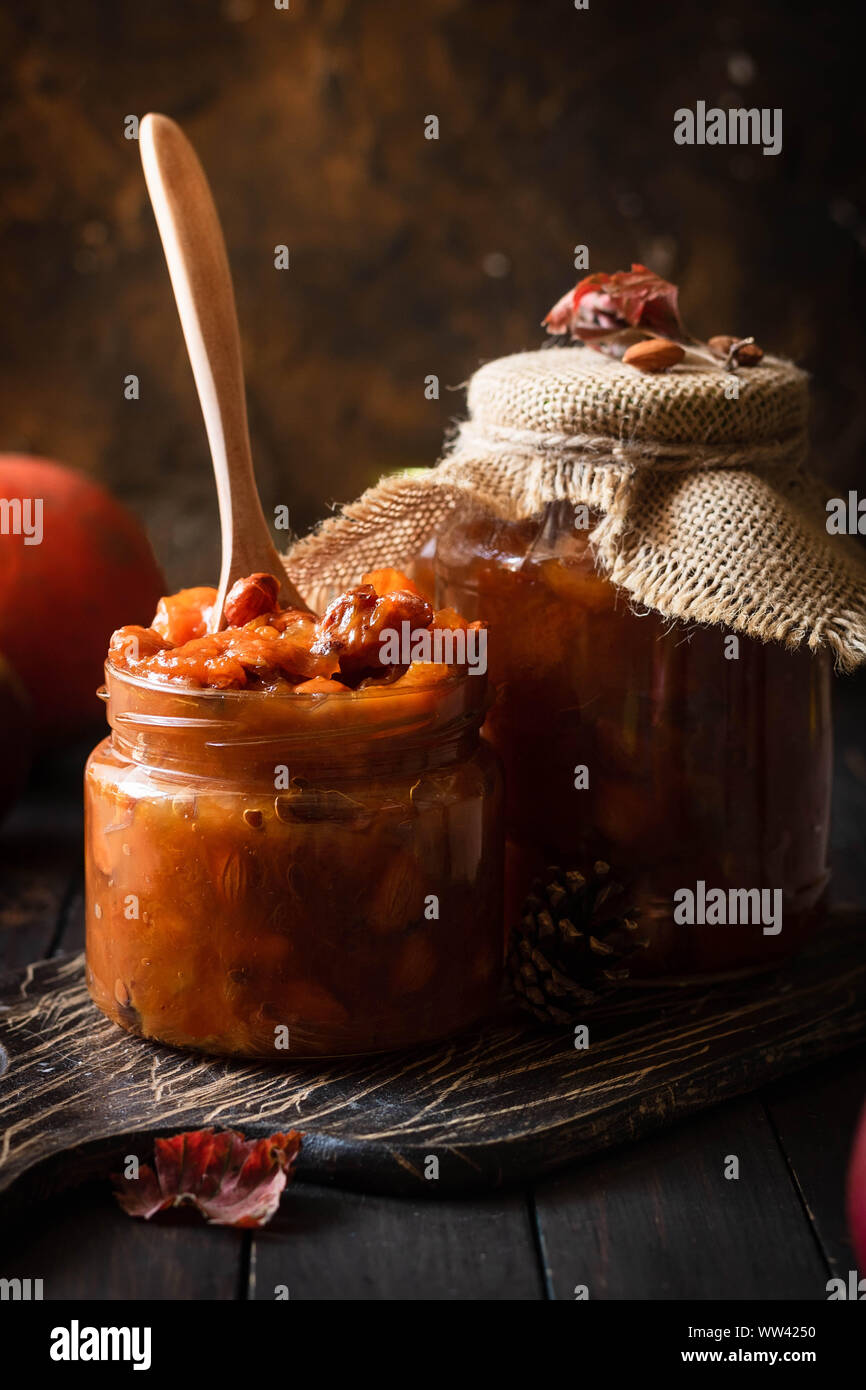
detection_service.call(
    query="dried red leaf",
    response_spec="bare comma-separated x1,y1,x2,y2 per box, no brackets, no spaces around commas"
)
543,264,686,344
113,1128,302,1228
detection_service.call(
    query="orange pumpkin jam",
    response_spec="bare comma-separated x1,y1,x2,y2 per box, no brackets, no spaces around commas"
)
85,571,503,1057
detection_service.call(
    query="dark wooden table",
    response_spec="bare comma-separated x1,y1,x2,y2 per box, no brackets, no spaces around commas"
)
1,672,864,1301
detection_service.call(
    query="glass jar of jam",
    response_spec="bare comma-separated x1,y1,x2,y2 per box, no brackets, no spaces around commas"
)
85,575,503,1056
435,502,833,979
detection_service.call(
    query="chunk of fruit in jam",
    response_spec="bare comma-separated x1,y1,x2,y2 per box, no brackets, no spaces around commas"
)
152,587,217,644
361,568,426,599
108,625,172,665
107,570,470,693
294,676,350,694
311,585,434,683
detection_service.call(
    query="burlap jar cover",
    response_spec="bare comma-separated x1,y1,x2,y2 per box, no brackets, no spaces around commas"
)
286,346,866,670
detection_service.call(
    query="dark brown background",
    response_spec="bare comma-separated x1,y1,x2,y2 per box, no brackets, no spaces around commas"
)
0,0,863,587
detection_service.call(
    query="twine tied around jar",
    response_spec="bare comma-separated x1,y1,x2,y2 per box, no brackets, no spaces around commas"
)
286,346,866,671
449,414,809,476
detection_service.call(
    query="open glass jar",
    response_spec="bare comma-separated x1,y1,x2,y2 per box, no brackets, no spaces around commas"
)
436,501,833,979
85,663,503,1057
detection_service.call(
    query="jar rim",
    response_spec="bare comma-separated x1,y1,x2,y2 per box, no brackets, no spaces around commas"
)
103,659,474,702
99,658,488,774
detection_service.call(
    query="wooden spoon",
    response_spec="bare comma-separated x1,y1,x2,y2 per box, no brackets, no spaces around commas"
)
139,112,310,628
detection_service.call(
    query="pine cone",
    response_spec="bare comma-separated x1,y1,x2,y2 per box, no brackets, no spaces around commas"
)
508,860,648,1025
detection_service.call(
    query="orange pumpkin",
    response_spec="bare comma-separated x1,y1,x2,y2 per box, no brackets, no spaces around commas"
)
0,654,32,821
0,455,164,740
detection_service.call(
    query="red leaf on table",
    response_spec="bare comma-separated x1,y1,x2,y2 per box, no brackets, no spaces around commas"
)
113,1128,302,1228
543,264,686,344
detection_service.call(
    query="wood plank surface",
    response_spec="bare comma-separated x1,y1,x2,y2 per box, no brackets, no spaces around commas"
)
1,915,864,1201
533,1097,829,1301
0,1179,244,1300
250,1187,543,1300
763,1047,866,1278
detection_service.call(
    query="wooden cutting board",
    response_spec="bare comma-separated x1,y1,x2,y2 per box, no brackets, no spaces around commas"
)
1,912,864,1202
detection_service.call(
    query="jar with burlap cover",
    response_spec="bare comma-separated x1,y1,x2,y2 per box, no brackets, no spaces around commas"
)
286,346,866,670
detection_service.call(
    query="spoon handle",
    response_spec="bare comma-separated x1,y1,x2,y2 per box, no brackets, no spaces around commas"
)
139,112,308,624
